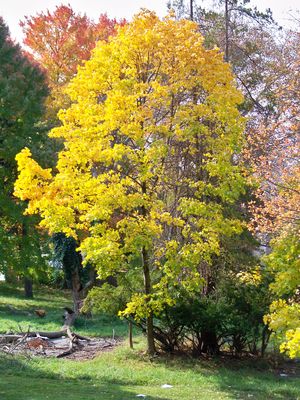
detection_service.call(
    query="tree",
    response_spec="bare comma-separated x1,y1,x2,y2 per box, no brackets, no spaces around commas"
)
170,0,273,59
169,0,279,117
168,2,299,358
248,30,300,358
19,5,127,301
51,232,96,313
14,11,246,354
0,17,48,296
20,5,126,120
221,0,273,62
263,232,300,358
247,29,299,234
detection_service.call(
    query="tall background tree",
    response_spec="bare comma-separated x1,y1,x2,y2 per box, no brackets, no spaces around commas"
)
20,4,126,122
248,29,300,359
170,1,300,358
0,17,48,297
169,0,278,117
167,0,293,356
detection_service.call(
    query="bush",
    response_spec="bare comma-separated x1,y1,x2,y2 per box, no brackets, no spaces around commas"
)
154,269,272,356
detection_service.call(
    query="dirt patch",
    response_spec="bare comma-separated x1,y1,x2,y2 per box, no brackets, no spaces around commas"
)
62,338,119,360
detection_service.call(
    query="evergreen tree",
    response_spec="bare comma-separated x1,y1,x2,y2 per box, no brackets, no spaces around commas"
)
0,17,48,296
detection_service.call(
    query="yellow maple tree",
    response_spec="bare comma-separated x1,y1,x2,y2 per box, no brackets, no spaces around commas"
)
15,10,245,354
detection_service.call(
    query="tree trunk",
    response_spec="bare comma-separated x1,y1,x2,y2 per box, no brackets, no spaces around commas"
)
201,330,219,355
142,247,156,355
71,269,82,314
24,277,33,298
225,0,229,62
190,0,194,21
146,312,156,355
261,326,270,357
63,307,76,327
140,180,156,355
21,223,34,299
129,320,133,349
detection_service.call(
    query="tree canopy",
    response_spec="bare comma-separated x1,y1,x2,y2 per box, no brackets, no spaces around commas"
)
14,10,247,353
20,5,126,119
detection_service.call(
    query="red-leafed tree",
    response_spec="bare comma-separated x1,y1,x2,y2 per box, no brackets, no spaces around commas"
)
246,31,300,236
95,13,126,42
20,4,126,117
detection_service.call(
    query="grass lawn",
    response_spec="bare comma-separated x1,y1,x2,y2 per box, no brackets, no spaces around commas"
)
0,282,299,400
0,282,128,337
0,344,299,400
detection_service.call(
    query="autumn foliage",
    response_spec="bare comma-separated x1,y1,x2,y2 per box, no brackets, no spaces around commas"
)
20,5,126,116
20,5,125,85
246,32,300,358
14,11,246,353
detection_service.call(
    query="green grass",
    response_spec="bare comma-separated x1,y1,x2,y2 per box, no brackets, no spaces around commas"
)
0,282,300,400
0,341,299,399
0,282,129,337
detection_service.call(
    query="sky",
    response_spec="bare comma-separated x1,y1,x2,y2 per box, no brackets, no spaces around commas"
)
0,0,299,44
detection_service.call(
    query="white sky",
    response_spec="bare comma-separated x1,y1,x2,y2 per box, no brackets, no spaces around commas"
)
0,0,299,44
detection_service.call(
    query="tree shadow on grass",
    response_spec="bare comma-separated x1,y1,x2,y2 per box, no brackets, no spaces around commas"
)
144,353,300,400
0,355,170,400
0,283,26,299
213,366,300,400
0,282,71,305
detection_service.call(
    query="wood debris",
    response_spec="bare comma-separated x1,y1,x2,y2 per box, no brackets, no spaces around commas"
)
0,329,117,360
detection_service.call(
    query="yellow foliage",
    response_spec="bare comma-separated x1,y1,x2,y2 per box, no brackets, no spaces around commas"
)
14,10,245,321
236,267,262,285
265,299,300,358
263,232,300,358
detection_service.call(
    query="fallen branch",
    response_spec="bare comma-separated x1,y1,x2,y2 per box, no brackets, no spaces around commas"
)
0,328,91,342
0,304,118,360
27,330,68,339
0,335,23,343
9,333,29,353
57,332,76,358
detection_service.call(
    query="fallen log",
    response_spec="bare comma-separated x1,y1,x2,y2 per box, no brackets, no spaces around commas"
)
71,332,90,341
25,330,68,339
0,334,23,343
0,333,117,360
0,329,90,342
0,306,99,358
